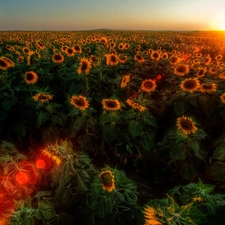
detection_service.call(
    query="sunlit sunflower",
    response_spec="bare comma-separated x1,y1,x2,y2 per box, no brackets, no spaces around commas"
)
141,79,157,93
120,75,130,88
220,93,225,104
65,47,75,57
199,83,217,93
161,52,169,60
134,54,145,63
126,99,146,112
143,205,163,225
74,45,82,53
24,71,38,84
204,55,212,65
22,47,30,54
208,67,217,74
0,57,15,70
36,40,45,50
105,53,119,66
170,56,180,65
118,55,128,63
99,170,115,192
102,99,121,111
174,64,190,76
219,72,225,79
70,95,89,111
118,43,125,50
33,92,53,103
110,41,116,48
150,51,161,60
52,53,64,63
41,147,61,166
77,57,92,75
100,37,108,45
197,67,207,77
176,115,198,135
180,78,200,93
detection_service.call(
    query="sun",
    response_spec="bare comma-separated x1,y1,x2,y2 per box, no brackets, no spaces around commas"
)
210,13,225,30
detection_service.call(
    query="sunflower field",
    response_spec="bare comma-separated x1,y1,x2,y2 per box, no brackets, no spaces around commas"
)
1,30,225,225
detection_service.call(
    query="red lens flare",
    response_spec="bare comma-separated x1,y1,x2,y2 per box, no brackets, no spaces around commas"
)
156,74,162,80
35,159,46,169
15,171,29,185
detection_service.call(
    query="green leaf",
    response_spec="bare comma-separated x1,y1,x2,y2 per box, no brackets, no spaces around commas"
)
128,120,143,137
2,97,16,111
74,169,90,192
212,161,225,182
123,189,138,205
36,200,56,220
142,112,158,128
92,195,113,218
102,124,119,142
140,131,155,151
36,111,50,128
173,102,189,116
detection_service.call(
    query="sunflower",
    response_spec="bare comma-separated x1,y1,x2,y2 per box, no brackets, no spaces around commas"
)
33,92,53,103
174,64,190,76
220,93,225,104
126,99,146,112
170,56,180,65
219,72,225,79
65,47,75,57
99,170,115,192
204,55,212,65
118,55,128,63
100,37,108,45
0,57,15,70
70,95,89,110
42,147,61,166
105,53,119,66
102,99,121,111
143,205,162,225
197,67,207,77
110,41,116,48
52,53,64,63
77,57,92,75
150,51,161,60
141,79,157,93
134,54,145,63
161,52,169,60
36,41,45,50
176,115,198,135
24,71,38,84
199,83,217,93
180,78,200,93
120,75,130,88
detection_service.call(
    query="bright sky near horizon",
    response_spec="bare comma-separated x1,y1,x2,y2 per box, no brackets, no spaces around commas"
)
0,0,225,31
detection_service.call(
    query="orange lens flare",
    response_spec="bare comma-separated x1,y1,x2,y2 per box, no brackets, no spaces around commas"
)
35,159,46,169
15,171,29,185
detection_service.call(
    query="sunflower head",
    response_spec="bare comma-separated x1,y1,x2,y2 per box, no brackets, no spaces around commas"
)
102,99,121,111
150,51,161,60
99,170,115,192
180,78,200,93
70,95,89,111
24,71,38,84
141,79,157,93
134,54,145,63
52,53,64,63
199,83,217,93
33,92,53,103
174,64,190,76
77,58,92,75
105,53,119,66
176,115,198,135
143,205,163,225
120,75,130,88
220,93,225,104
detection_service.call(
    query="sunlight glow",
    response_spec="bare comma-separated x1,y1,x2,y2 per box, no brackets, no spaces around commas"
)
211,13,225,30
